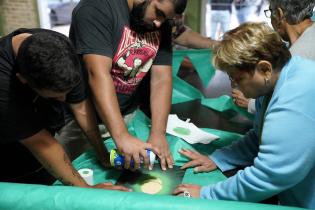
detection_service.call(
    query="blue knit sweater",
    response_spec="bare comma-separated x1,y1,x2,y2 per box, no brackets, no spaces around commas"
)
201,56,315,209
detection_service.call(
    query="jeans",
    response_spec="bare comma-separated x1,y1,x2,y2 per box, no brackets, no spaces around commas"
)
236,5,257,24
211,10,231,40
55,111,136,160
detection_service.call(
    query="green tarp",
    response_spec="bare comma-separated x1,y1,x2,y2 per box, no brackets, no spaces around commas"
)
0,110,304,209
172,49,213,104
0,182,305,210
53,110,242,186
172,49,253,120
0,50,293,210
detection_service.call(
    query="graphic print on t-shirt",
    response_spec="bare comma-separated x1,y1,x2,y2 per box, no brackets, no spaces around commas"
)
112,26,160,94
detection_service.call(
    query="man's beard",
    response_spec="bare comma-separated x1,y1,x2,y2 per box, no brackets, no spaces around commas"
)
130,0,159,34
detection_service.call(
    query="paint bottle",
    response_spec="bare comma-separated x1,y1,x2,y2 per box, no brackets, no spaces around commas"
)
110,149,156,168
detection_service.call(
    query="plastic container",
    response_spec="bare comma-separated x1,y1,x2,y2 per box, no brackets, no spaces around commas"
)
110,149,156,168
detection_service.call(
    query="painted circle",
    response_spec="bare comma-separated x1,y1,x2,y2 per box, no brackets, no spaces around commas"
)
141,178,163,194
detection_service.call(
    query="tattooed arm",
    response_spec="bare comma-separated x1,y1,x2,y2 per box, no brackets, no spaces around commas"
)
21,129,88,187
20,129,130,191
70,99,110,168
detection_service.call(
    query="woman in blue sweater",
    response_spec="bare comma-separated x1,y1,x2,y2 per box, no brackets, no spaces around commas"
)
173,22,315,209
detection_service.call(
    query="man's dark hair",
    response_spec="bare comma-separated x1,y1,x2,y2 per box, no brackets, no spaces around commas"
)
172,0,187,15
269,0,315,24
16,31,81,92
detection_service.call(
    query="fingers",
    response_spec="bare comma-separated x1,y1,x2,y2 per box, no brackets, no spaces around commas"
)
194,165,210,173
231,89,241,96
158,150,174,170
132,153,141,170
173,184,189,195
144,142,159,170
143,141,152,148
179,149,201,163
110,185,132,192
149,144,161,158
99,182,113,186
159,153,167,171
173,186,185,195
231,92,239,98
232,89,243,95
124,153,132,170
180,160,201,170
140,149,149,169
166,153,174,169
179,148,200,157
179,149,202,170
235,98,248,108
94,183,131,192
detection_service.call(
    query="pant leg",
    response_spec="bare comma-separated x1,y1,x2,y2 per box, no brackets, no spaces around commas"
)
236,8,247,24
55,119,91,161
56,111,137,160
220,10,231,34
211,11,220,39
237,5,257,24
98,111,136,138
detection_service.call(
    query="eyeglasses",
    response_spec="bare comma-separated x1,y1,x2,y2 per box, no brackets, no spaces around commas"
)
227,73,242,85
227,70,251,87
228,74,235,83
264,9,272,18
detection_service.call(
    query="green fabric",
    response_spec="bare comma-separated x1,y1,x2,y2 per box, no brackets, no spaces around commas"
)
53,110,242,186
172,49,253,119
0,182,305,210
0,50,272,210
0,110,304,209
172,76,203,104
172,50,215,104
0,110,305,209
201,95,254,120
172,50,215,87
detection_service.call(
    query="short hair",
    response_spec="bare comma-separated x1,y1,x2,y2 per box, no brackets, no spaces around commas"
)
16,31,81,92
269,0,315,24
171,0,187,14
213,22,291,73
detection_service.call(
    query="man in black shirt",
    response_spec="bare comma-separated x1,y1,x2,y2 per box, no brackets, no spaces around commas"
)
0,29,128,190
70,0,187,171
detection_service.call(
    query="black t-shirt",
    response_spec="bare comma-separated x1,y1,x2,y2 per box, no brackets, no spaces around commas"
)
0,28,87,143
69,0,172,114
210,0,233,12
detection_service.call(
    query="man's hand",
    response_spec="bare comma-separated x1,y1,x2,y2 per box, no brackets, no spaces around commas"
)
92,182,131,191
115,133,152,170
232,89,250,109
148,134,173,170
173,184,201,198
179,149,217,173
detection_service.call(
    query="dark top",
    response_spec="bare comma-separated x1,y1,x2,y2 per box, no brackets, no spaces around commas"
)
69,0,172,114
171,15,188,40
234,0,259,10
0,28,87,143
211,0,233,12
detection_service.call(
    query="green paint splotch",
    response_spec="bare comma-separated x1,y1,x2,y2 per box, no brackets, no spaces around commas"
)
173,127,191,136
